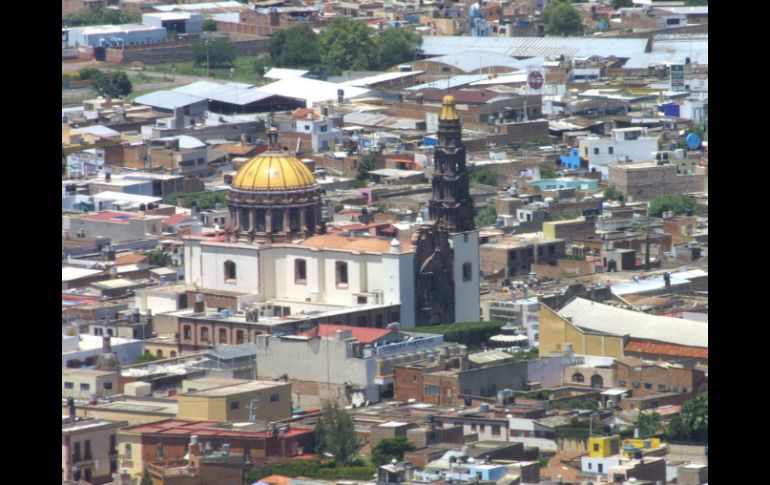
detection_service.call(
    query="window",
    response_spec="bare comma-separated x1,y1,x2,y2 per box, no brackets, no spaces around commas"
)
644,383,652,390
572,372,585,383
84,440,92,460
681,387,688,393
527,248,534,257
462,262,472,282
491,425,501,436
584,147,589,156
591,374,604,389
658,384,666,392
156,443,164,459
220,328,227,343
479,424,485,432
183,325,191,340
588,463,592,470
548,245,555,254
320,124,328,133
156,349,164,358
125,444,132,460
538,246,543,256
80,383,90,391
72,442,81,462
224,261,237,282
170,351,177,358
424,385,439,396
270,393,280,402
201,327,209,342
335,261,348,287
104,381,113,390
608,147,614,154
295,259,307,284
236,330,244,344
509,251,517,261
471,424,477,431
65,382,74,390
305,125,310,131
618,380,627,387
110,435,117,454
632,381,640,389
230,401,240,410
593,443,600,452
594,148,600,155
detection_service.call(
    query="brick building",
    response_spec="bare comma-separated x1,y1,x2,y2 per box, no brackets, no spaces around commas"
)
118,419,314,478
614,357,707,399
607,161,705,202
480,235,567,279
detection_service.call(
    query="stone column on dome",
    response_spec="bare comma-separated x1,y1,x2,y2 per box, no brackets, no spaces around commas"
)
282,208,291,234
265,210,273,235
233,207,241,231
249,209,256,235
299,207,307,235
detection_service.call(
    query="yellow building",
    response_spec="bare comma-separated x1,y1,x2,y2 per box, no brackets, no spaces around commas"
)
588,435,621,458
622,437,664,457
177,380,292,423
539,304,625,359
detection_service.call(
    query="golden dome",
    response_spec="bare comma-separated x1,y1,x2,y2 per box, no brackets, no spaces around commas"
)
231,153,317,191
440,95,459,121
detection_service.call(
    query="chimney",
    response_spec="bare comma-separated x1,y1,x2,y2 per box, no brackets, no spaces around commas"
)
67,397,77,421
102,335,112,353
105,172,111,182
188,435,201,468
194,293,205,313
337,89,345,104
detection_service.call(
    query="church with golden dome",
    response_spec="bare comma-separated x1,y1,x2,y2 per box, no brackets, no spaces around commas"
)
225,128,324,244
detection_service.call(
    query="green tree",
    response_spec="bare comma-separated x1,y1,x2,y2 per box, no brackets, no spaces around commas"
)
371,437,417,466
253,56,271,77
647,193,698,217
475,206,498,227
91,71,133,97
314,415,328,455
603,185,623,200
638,411,662,438
357,153,377,182
319,18,378,74
376,28,422,69
470,168,498,187
269,26,321,69
110,71,133,96
203,19,218,31
78,67,102,81
194,38,235,68
667,392,708,442
543,0,584,36
147,249,171,267
539,165,558,179
136,353,161,364
64,5,140,27
315,404,361,464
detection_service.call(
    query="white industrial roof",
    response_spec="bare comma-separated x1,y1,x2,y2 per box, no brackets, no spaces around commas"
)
91,191,163,204
558,298,708,348
423,51,529,72
264,68,309,80
405,74,490,91
611,270,706,296
134,90,206,110
172,81,283,106
341,70,424,88
153,1,243,11
62,267,103,282
142,12,197,20
469,72,529,86
73,125,120,138
75,23,163,35
156,135,207,149
258,78,370,105
420,36,649,60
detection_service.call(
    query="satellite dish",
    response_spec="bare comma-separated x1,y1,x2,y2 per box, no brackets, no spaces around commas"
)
685,133,702,150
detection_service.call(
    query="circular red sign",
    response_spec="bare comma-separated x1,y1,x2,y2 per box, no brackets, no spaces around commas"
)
528,71,544,90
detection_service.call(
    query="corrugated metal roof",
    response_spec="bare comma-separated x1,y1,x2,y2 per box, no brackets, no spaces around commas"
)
405,74,490,91
172,81,283,106
341,70,424,87
559,298,707,348
259,78,370,105
420,36,649,59
134,90,206,110
264,68,309,80
423,51,530,72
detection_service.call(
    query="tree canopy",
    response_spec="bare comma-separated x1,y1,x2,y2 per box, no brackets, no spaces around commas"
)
314,404,361,465
319,18,378,74
64,5,140,27
147,249,171,267
88,70,133,97
357,153,377,182
376,28,422,69
269,26,321,70
647,193,699,217
194,38,235,68
372,437,417,466
667,392,708,442
543,0,584,36
603,185,623,200
470,168,498,187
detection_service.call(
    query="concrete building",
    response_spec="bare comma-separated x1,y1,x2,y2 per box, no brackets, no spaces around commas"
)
614,357,707,399
480,234,567,279
578,128,659,177
65,23,166,48
63,210,165,243
141,12,203,34
62,334,143,369
253,326,463,406
62,368,120,400
607,160,705,202
177,380,292,422
62,414,127,484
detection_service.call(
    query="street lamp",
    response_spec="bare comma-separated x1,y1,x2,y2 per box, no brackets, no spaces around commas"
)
205,38,210,78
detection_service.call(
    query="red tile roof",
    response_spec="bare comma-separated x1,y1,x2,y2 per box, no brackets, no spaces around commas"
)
163,213,192,226
81,211,138,224
300,324,394,344
625,341,708,359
